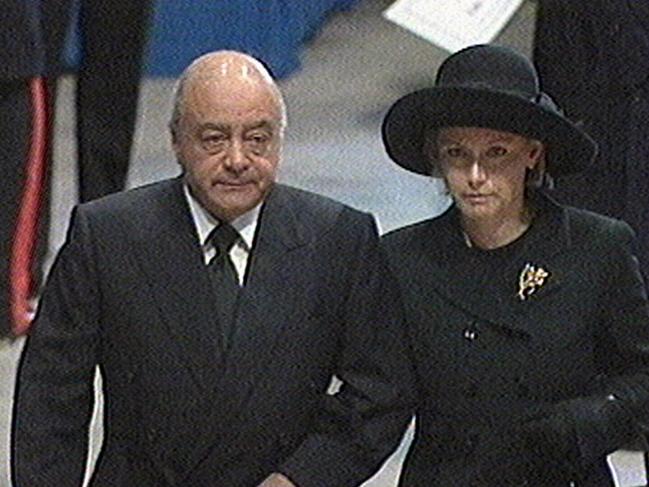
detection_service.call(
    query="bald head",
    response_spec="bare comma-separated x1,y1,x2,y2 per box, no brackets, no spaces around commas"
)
170,51,286,137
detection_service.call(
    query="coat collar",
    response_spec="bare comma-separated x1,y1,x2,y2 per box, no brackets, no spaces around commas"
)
409,192,571,338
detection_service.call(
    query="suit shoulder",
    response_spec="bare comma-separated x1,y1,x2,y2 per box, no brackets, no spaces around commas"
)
276,184,370,224
76,179,177,218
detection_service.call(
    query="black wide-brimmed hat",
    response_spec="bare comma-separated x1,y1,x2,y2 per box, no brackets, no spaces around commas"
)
382,44,597,176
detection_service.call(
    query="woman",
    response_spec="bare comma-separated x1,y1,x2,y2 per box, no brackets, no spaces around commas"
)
381,44,649,486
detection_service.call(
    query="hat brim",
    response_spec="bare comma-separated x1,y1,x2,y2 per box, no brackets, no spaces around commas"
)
382,87,597,176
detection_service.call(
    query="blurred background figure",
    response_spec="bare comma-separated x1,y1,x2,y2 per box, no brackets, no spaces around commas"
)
0,1,50,338
0,0,152,338
534,0,649,284
46,0,153,203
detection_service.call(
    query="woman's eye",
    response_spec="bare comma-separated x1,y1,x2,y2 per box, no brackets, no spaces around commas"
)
444,147,463,158
487,146,508,157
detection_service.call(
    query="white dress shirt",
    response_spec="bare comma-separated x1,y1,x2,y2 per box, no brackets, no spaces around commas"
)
183,184,261,286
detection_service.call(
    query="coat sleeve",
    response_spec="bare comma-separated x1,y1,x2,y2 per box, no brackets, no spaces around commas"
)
278,210,415,487
12,206,102,487
565,220,649,465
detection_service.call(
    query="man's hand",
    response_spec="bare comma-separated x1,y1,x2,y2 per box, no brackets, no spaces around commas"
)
257,473,296,487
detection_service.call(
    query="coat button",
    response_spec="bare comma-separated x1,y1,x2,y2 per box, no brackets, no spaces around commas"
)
463,323,478,341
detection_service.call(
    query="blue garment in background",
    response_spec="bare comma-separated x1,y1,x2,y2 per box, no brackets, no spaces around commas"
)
65,0,360,79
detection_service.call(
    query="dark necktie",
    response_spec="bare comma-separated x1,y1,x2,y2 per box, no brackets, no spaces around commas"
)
207,223,240,351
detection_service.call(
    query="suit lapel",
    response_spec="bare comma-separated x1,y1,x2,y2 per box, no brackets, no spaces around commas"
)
225,185,309,388
132,178,225,393
417,194,570,338
181,185,314,477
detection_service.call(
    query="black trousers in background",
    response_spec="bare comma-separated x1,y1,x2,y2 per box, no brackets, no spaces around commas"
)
45,0,152,202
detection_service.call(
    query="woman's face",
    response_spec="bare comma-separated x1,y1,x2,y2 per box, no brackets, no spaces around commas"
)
433,127,542,223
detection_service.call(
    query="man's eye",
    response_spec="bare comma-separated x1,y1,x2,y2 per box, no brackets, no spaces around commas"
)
247,133,270,144
202,135,227,151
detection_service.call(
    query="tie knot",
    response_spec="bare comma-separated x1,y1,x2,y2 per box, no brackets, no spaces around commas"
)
209,223,240,255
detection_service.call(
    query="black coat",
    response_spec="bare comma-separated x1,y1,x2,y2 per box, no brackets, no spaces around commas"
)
383,194,649,486
12,178,413,487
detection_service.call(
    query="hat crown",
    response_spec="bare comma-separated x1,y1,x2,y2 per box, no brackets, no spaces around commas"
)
435,45,540,99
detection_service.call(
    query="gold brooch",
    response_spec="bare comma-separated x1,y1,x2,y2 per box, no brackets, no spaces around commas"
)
517,263,549,301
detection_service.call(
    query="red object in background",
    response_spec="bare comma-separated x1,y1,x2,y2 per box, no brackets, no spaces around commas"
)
10,77,50,336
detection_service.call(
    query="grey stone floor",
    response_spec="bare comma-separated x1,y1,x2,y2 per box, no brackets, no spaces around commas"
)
1,0,645,485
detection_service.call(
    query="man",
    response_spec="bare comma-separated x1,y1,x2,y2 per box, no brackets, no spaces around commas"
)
12,51,413,486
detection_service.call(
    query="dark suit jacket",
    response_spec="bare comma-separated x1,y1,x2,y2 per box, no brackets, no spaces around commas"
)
382,194,649,486
12,178,413,487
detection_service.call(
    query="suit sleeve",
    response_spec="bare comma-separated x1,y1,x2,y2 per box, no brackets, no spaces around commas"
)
12,206,102,486
564,220,649,465
278,210,415,487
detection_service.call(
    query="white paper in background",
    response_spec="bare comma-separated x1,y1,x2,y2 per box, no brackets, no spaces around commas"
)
383,0,524,53
608,450,648,487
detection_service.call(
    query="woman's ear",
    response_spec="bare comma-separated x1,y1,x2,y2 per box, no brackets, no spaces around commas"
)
527,140,545,170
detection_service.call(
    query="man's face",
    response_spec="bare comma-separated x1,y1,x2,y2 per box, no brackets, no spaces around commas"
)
173,78,283,222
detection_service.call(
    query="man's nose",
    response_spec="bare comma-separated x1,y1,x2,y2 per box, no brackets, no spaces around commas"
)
225,139,249,172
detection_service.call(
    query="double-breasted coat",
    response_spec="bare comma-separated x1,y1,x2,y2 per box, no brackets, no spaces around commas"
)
382,194,649,486
12,178,413,486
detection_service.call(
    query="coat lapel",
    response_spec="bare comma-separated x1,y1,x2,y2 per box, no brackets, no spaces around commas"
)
417,194,570,338
131,178,225,393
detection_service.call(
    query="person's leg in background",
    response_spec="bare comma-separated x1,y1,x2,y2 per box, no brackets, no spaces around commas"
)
75,0,152,202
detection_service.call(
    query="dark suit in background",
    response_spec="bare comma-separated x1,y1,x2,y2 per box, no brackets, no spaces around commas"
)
534,0,649,283
43,0,152,202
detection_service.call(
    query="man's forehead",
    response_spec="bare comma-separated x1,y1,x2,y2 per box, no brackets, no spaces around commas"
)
195,119,278,132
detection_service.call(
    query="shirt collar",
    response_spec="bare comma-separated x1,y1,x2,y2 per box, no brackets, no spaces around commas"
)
183,184,261,250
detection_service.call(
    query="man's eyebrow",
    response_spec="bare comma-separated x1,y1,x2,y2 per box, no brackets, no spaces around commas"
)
244,120,275,131
199,123,229,132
